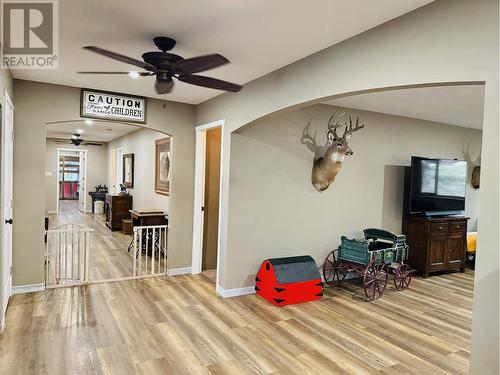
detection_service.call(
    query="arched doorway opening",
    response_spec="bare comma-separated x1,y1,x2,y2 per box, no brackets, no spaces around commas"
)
44,118,173,286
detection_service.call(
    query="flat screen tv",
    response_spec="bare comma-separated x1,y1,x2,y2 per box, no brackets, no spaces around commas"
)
404,156,467,216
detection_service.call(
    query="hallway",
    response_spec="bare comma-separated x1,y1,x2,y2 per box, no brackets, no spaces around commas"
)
48,200,165,282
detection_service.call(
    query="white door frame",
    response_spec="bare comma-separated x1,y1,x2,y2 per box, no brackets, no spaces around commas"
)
56,148,87,213
78,150,87,213
115,147,123,193
1,90,14,332
191,119,225,288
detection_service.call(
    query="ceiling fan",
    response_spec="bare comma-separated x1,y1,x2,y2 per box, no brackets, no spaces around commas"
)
54,134,103,147
79,36,242,94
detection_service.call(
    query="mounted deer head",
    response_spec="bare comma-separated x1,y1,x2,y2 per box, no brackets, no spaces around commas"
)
302,113,364,191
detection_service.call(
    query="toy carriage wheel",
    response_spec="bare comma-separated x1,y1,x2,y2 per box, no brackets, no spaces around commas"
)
393,263,412,290
323,249,348,287
363,260,388,300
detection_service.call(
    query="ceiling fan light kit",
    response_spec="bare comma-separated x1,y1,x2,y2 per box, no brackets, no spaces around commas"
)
80,36,242,95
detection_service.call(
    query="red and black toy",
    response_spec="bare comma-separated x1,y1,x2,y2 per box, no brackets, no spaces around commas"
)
255,255,323,306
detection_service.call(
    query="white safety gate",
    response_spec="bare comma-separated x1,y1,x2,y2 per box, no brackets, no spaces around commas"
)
45,224,93,287
132,225,168,277
45,223,168,287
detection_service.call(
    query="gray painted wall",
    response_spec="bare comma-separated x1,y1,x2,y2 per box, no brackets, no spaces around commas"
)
226,104,482,288
107,128,169,212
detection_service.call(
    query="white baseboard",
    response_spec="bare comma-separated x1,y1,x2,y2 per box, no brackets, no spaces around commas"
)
47,210,57,214
12,283,45,295
167,267,192,276
216,284,256,298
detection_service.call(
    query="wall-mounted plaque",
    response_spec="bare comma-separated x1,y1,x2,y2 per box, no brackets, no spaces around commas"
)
80,88,146,123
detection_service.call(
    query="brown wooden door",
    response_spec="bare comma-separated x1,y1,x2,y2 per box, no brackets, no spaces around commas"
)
447,236,464,267
202,127,221,271
429,237,446,270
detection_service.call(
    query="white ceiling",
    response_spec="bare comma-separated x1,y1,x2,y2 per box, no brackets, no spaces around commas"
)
13,0,433,104
324,85,485,129
46,120,140,142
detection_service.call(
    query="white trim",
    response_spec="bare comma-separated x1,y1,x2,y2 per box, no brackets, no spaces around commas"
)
47,210,57,214
216,284,255,298
79,150,88,213
167,266,192,276
55,148,88,213
191,119,225,293
12,283,45,295
1,90,14,334
191,131,206,275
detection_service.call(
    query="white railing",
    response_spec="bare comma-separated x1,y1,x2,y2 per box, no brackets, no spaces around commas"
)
45,224,93,287
132,225,168,277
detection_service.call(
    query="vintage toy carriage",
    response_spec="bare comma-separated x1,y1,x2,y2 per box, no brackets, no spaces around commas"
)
322,228,412,300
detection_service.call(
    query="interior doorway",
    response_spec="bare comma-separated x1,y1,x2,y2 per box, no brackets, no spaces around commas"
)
45,119,171,286
192,120,224,285
56,149,87,213
58,155,80,200
201,127,221,283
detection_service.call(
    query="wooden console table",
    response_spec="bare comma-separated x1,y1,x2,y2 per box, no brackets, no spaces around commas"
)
88,191,107,213
129,209,168,227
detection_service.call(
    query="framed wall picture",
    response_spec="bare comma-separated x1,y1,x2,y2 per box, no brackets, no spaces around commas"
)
155,137,171,195
123,153,134,188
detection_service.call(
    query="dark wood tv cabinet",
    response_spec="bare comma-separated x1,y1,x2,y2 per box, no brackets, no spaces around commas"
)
402,215,468,278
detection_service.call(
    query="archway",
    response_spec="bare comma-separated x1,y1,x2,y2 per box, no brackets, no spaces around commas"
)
44,118,173,285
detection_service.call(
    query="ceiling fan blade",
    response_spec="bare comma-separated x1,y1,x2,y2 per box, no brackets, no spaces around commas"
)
178,74,242,92
83,46,157,72
78,71,153,76
171,54,229,74
155,80,174,94
83,142,104,146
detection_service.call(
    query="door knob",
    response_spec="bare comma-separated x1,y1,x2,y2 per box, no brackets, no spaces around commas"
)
5,218,13,225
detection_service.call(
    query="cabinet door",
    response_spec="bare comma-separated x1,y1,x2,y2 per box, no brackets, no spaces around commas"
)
429,237,446,269
447,236,464,267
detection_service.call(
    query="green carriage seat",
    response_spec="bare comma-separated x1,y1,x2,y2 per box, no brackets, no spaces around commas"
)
363,228,408,260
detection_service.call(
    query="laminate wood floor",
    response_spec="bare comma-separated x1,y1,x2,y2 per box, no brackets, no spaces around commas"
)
201,269,217,284
0,268,473,374
48,200,165,283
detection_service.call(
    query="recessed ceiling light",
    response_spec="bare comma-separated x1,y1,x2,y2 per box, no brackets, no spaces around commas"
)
128,71,140,79
85,119,93,125
77,129,84,134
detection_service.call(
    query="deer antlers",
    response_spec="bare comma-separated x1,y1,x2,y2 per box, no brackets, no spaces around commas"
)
343,115,365,138
327,112,346,138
